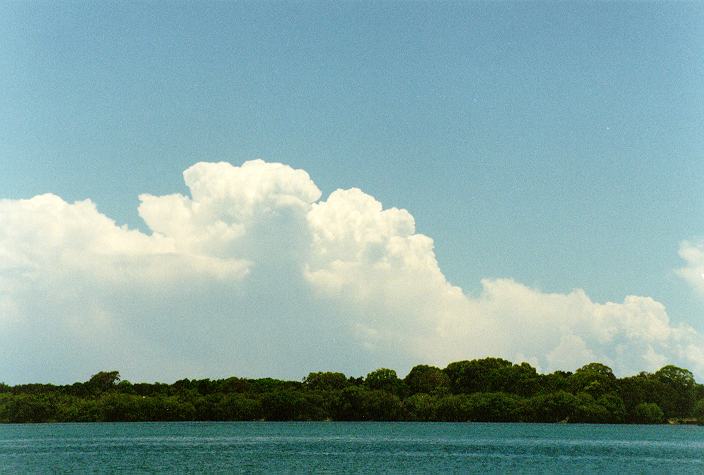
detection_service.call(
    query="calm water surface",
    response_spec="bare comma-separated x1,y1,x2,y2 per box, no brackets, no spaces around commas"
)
1,422,702,473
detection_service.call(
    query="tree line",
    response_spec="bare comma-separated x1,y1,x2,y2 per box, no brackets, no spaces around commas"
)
2,358,704,424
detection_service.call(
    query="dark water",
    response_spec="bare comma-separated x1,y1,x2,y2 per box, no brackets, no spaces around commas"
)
1,422,703,473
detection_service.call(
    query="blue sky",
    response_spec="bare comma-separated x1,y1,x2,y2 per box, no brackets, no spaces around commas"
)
1,2,703,383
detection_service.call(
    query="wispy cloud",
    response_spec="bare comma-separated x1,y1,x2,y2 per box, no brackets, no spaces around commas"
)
678,240,704,298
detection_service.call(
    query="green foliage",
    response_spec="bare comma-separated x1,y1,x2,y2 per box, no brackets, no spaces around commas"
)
334,386,404,421
404,365,449,396
303,372,348,391
569,363,617,398
359,390,404,421
656,365,695,389
5,395,56,423
403,393,437,421
692,399,704,424
260,390,306,420
87,371,121,394
365,368,404,395
444,358,513,394
443,358,542,397
433,394,473,421
498,362,541,397
694,399,704,424
465,392,522,422
596,394,627,423
1,359,700,423
654,365,696,417
525,391,578,422
539,371,571,393
633,403,664,424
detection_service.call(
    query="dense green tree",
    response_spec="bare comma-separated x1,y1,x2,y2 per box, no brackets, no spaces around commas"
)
618,372,655,419
444,358,514,394
87,371,121,394
56,397,100,422
0,359,700,423
260,390,305,420
693,399,704,424
526,391,578,422
403,393,437,421
496,362,542,396
110,395,139,421
365,369,404,396
404,365,449,395
5,395,56,423
221,394,261,420
433,394,473,422
571,393,611,423
539,371,571,393
220,377,250,393
360,390,405,421
596,394,627,423
193,394,228,420
335,386,366,420
569,363,617,398
465,392,522,422
633,403,664,424
303,372,348,391
654,365,696,417
333,386,404,421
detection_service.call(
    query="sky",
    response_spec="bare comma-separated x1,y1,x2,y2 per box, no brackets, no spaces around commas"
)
1,1,703,384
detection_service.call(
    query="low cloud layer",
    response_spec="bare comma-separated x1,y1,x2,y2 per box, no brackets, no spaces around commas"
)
1,160,703,384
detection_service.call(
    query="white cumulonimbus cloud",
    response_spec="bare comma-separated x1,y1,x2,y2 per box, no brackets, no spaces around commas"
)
1,159,703,384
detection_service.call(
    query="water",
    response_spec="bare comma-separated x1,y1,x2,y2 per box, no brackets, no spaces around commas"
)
1,422,702,473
